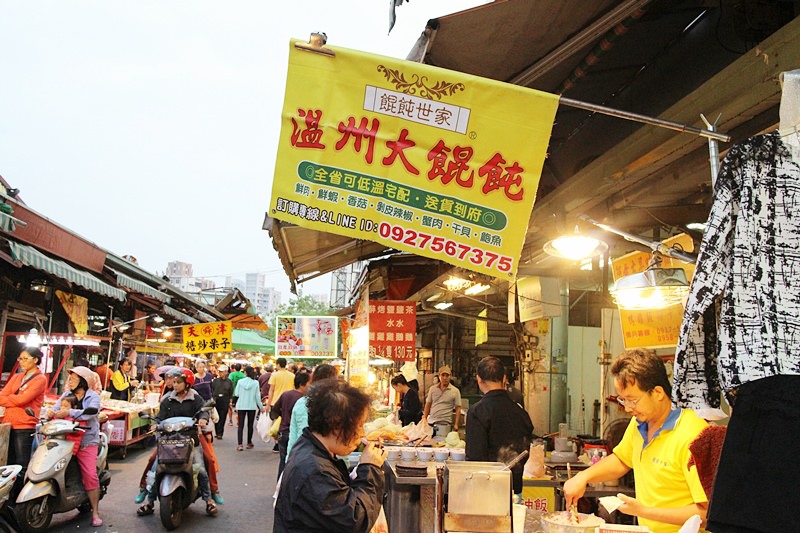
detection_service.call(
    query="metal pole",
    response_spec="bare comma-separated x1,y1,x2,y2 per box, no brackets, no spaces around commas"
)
580,215,697,264
559,96,731,142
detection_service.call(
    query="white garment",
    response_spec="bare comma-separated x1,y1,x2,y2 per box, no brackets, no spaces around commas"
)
673,132,800,412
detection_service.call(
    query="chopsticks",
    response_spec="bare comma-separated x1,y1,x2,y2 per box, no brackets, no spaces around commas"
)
566,462,579,524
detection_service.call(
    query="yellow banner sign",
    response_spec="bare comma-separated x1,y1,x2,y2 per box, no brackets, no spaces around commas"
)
55,290,88,336
269,41,558,280
182,321,233,354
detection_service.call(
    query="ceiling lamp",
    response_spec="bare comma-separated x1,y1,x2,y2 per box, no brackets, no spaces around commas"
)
543,225,606,260
464,283,491,296
611,267,690,310
443,276,471,291
433,302,454,310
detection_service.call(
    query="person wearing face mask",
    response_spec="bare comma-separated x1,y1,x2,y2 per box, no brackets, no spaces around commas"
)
563,350,708,533
50,366,104,527
274,379,386,533
0,347,47,494
136,369,217,517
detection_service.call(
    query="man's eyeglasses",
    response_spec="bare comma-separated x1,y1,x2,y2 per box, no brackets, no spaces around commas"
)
616,395,644,408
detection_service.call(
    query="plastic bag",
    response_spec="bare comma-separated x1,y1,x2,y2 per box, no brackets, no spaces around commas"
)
269,416,282,439
369,506,389,533
256,413,272,443
523,441,546,478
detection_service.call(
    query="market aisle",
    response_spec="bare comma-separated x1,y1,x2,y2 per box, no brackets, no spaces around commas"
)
45,423,280,532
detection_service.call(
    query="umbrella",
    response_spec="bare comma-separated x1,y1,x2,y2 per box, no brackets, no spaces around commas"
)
155,365,178,379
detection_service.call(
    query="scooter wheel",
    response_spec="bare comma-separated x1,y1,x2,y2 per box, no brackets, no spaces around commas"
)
14,496,54,533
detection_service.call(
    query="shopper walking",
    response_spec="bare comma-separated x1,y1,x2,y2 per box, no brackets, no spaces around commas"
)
234,365,264,451
227,363,244,426
271,372,310,478
212,366,233,439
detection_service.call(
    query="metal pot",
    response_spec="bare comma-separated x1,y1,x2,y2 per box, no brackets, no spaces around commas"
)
539,512,605,533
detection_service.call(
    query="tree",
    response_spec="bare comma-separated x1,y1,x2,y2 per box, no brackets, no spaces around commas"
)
265,293,333,329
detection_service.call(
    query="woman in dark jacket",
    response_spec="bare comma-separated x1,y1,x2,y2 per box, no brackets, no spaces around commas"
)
273,379,387,533
390,374,422,426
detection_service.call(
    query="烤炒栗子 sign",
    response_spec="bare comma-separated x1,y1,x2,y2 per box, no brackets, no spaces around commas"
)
182,321,232,354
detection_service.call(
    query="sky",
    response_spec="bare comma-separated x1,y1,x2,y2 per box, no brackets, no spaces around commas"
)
0,1,486,302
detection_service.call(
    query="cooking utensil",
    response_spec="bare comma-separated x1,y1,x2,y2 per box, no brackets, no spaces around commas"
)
504,449,529,470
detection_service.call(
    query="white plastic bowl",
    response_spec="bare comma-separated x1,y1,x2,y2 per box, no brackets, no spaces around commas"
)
400,447,417,461
416,449,433,462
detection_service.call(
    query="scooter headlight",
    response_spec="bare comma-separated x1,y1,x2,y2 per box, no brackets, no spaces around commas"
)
54,458,68,472
162,420,188,433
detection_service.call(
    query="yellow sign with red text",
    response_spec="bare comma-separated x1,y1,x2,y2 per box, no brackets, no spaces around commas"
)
612,234,695,349
269,41,559,280
182,321,233,354
55,290,88,336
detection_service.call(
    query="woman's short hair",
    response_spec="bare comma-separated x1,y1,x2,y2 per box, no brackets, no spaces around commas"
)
23,347,44,364
307,379,370,444
611,349,672,397
390,374,408,387
311,363,337,382
118,359,131,370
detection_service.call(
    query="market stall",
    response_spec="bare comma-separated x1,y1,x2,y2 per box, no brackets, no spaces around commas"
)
100,396,157,459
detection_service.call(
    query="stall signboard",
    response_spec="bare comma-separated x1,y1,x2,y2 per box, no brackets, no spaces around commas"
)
612,234,695,349
182,320,232,354
520,485,555,513
368,300,416,361
269,41,558,280
56,290,88,336
276,316,338,358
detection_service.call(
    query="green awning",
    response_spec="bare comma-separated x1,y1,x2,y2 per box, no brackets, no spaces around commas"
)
112,269,171,303
232,329,275,354
0,212,18,233
162,304,199,324
8,241,126,301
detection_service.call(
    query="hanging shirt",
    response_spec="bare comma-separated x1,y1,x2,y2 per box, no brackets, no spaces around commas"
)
674,132,800,412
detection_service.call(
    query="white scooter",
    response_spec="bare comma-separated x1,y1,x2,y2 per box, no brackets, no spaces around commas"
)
14,408,110,533
0,465,22,533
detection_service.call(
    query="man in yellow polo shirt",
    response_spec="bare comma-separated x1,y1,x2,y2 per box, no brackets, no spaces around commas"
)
564,349,707,533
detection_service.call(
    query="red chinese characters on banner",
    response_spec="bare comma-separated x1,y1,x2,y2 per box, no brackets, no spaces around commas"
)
369,300,416,361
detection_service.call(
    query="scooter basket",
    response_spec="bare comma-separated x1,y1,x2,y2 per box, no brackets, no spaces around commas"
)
158,437,193,464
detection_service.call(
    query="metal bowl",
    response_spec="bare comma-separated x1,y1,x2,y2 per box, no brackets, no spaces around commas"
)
540,512,605,533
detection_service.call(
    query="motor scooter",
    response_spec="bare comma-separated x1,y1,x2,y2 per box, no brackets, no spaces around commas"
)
14,408,110,533
0,465,22,533
142,400,215,531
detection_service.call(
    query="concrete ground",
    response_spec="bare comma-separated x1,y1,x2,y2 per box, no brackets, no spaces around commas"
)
42,420,279,533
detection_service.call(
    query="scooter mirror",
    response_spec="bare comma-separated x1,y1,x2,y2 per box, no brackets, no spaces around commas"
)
24,407,35,417
82,407,99,416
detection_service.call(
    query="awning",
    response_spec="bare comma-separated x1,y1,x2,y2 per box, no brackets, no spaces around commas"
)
227,313,270,332
232,329,275,354
196,311,217,323
112,269,171,303
263,215,394,293
162,304,199,324
8,241,126,301
0,212,20,234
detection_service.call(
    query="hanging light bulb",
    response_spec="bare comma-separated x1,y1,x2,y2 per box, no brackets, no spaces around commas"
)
611,267,690,310
543,225,606,260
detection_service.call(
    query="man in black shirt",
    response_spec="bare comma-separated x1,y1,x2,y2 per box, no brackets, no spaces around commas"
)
465,356,533,496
